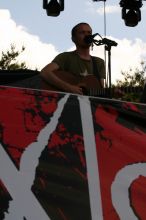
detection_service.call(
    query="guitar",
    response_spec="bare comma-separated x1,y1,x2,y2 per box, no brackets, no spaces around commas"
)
42,70,143,98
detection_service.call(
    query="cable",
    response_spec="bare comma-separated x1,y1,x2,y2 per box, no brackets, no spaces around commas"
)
103,0,106,37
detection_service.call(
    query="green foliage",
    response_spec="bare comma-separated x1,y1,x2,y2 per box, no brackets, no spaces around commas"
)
0,44,27,70
113,61,146,102
116,61,146,87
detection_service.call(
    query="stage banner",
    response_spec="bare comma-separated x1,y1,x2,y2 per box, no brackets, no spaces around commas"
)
0,86,146,220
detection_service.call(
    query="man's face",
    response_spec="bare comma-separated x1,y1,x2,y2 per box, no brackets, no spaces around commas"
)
73,24,92,48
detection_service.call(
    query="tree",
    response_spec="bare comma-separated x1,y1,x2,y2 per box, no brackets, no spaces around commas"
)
113,61,146,102
0,44,27,70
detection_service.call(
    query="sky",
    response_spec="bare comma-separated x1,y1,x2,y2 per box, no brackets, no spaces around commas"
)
0,0,146,84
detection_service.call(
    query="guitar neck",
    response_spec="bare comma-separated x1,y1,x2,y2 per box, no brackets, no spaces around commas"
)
87,86,143,98
41,70,143,98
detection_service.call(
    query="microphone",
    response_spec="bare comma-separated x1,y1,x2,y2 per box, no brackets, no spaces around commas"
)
84,33,99,44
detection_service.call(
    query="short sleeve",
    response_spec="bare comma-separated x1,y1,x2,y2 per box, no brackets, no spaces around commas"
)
52,52,68,70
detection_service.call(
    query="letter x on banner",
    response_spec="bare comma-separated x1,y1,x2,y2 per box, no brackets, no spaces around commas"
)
0,86,146,220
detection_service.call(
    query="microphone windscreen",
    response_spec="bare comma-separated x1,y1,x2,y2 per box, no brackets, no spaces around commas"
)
84,35,93,44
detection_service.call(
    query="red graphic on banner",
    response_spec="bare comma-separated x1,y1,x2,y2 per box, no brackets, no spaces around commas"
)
0,86,146,220
0,87,91,220
93,101,146,219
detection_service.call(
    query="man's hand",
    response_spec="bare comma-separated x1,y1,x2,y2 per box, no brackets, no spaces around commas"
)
68,85,83,95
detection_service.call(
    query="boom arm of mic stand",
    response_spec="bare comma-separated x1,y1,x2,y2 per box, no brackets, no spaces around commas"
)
102,38,118,47
93,39,118,47
93,40,104,46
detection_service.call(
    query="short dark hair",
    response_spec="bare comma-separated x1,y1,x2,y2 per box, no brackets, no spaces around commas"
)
71,22,90,37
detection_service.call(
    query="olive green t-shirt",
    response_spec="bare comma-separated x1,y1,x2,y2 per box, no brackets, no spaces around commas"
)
52,51,106,79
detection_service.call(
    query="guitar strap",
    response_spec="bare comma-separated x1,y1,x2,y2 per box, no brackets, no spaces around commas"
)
91,56,103,88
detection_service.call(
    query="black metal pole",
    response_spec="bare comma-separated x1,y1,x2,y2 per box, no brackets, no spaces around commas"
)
105,44,112,98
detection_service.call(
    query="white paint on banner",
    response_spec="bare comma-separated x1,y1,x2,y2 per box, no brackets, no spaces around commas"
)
78,96,103,220
111,162,146,220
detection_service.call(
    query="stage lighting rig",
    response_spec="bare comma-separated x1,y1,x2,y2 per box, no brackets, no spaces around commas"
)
43,0,64,16
120,0,143,27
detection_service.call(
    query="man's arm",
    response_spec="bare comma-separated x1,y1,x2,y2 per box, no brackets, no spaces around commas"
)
40,62,83,94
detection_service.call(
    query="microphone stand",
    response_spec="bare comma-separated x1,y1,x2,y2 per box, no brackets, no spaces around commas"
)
93,37,117,98
105,42,112,98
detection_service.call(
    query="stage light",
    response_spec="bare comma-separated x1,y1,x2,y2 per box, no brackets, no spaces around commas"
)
122,7,141,26
43,0,64,16
120,0,143,27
